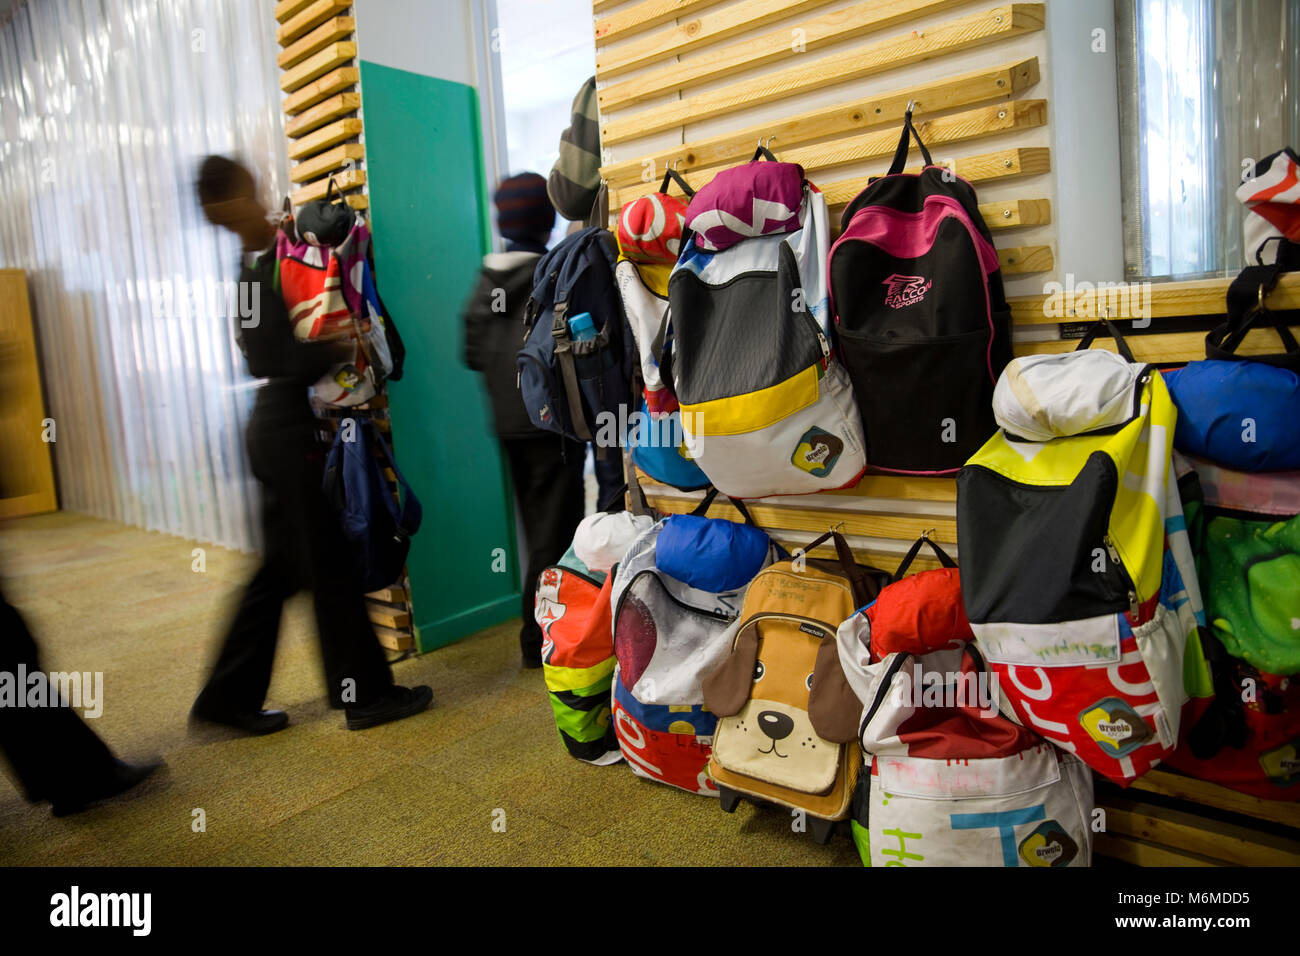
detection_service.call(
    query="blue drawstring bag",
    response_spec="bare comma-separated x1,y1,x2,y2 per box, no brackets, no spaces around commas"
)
1165,360,1300,472
654,512,772,593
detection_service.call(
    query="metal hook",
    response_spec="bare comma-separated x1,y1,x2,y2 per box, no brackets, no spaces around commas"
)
906,99,917,115
830,520,845,533
920,527,936,540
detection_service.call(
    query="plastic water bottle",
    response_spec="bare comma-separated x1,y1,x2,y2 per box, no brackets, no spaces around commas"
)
567,311,597,342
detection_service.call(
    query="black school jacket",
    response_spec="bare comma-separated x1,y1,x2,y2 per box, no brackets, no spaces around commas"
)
461,251,543,440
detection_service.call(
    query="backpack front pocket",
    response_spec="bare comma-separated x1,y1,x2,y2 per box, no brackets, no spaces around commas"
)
838,326,997,472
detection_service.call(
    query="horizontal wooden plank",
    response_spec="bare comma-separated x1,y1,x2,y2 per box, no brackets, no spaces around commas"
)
288,117,363,160
600,0,971,109
280,41,356,94
653,497,959,544
1101,797,1300,866
275,0,315,23
367,606,411,630
290,143,363,183
365,586,409,604
595,0,729,44
1010,271,1300,326
998,244,1053,275
635,469,957,503
601,3,1045,145
290,168,365,205
1130,769,1300,829
282,66,358,116
278,16,355,70
615,99,1046,205
1013,327,1294,364
819,147,1051,206
980,197,1051,230
598,0,836,79
374,624,414,652
1093,833,1219,867
830,197,1051,235
601,57,1039,191
285,92,361,138
278,0,351,45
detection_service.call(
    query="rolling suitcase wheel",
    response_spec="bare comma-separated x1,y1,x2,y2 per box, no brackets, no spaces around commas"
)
718,785,741,813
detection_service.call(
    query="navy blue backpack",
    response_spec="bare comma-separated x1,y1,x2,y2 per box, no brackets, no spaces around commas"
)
323,415,422,591
517,227,635,447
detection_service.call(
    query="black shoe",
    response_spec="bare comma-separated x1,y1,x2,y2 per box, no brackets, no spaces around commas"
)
345,684,433,731
51,758,163,817
190,705,289,736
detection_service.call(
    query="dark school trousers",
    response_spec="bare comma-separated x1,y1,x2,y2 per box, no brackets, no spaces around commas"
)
501,434,586,655
194,388,393,715
0,589,119,803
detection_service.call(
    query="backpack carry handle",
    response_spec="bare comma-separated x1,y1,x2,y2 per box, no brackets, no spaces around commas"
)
891,532,957,583
1075,317,1137,363
688,486,758,526
886,103,934,176
751,143,779,163
659,166,696,198
797,527,880,607
1210,241,1300,361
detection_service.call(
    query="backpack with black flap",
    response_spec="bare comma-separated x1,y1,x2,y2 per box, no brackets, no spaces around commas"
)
517,227,636,451
828,107,1014,474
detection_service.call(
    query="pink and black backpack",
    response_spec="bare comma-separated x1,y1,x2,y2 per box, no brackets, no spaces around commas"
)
827,108,1014,474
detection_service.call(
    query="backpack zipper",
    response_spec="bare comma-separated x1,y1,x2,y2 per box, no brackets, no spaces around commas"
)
612,568,737,626
1102,534,1140,617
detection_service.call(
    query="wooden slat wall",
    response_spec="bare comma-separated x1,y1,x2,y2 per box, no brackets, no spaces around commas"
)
273,2,414,653
276,0,368,210
593,0,1300,859
596,0,1055,569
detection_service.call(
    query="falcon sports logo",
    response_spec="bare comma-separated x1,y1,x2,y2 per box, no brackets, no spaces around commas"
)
882,273,932,309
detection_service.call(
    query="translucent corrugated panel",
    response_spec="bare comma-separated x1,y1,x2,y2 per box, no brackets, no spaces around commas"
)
0,0,288,551
1117,0,1300,280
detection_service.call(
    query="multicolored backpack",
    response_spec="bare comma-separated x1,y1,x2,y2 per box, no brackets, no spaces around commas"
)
536,513,652,765
1164,453,1300,798
956,321,1207,785
664,149,867,498
836,537,1094,867
608,493,778,794
828,107,1013,474
615,171,710,490
275,210,394,407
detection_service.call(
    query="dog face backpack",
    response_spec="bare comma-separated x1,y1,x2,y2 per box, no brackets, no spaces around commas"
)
275,193,395,407
536,511,653,765
614,170,710,490
956,320,1207,785
836,537,1094,867
665,148,867,498
608,492,778,793
702,529,882,842
1163,452,1300,799
828,107,1013,474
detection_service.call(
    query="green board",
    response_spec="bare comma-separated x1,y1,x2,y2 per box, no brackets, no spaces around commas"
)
360,61,519,651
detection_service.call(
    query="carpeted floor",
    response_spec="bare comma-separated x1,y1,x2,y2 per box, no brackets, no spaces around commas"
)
0,512,860,866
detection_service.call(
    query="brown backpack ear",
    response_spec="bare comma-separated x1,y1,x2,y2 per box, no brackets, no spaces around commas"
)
702,627,758,717
808,636,861,743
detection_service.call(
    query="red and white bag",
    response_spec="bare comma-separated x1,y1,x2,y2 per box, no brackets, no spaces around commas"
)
837,537,1095,867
